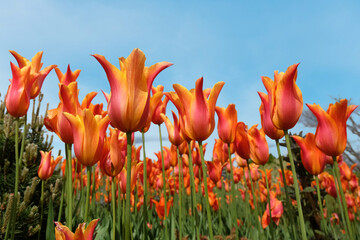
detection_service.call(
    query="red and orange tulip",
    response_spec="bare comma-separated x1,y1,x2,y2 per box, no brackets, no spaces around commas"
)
215,104,237,144
161,111,184,146
257,90,284,140
234,122,251,160
38,151,62,180
292,133,327,175
307,99,358,156
9,50,56,99
55,219,99,240
5,63,32,117
93,48,172,133
248,125,269,165
261,194,284,228
172,77,224,141
152,196,173,220
262,63,303,130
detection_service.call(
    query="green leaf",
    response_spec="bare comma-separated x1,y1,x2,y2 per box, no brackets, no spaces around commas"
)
302,187,315,193
46,198,55,240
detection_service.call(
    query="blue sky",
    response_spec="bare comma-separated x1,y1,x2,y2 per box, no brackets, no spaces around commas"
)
1,1,360,159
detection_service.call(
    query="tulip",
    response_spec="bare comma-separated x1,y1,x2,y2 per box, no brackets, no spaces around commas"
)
307,99,358,157
160,111,184,146
151,85,169,125
38,151,62,180
234,122,251,160
9,50,56,99
44,66,82,144
152,196,173,220
64,109,110,166
261,194,284,229
248,125,269,165
100,128,127,177
292,133,327,175
172,77,225,142
215,104,237,144
257,91,284,140
5,63,32,117
264,63,303,130
206,159,223,184
54,219,99,240
93,48,172,133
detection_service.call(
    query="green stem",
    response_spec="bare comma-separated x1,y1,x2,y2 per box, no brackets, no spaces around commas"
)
333,159,354,240
111,179,116,240
18,115,27,169
188,142,200,240
58,181,65,222
84,166,91,223
284,130,307,240
263,166,274,240
315,175,327,235
122,193,125,240
7,119,20,240
91,166,96,213
125,132,133,240
66,143,73,230
199,141,213,240
141,131,148,240
227,145,236,228
331,166,349,239
247,159,262,235
158,125,168,238
38,180,45,240
275,139,296,239
177,146,183,240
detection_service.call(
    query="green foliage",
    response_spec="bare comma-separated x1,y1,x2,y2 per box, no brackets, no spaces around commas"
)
0,94,62,239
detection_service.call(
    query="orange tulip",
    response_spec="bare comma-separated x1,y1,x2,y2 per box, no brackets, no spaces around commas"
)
212,138,229,165
38,151,62,180
100,128,127,177
257,90,284,140
152,196,173,220
206,159,223,184
292,133,327,175
5,62,33,117
44,66,82,144
215,104,238,144
161,111,184,146
118,160,141,194
172,77,224,141
261,194,284,228
248,125,269,165
55,219,99,240
151,85,169,125
9,50,56,99
64,109,110,166
307,99,358,156
93,48,172,133
262,63,303,130
234,122,250,160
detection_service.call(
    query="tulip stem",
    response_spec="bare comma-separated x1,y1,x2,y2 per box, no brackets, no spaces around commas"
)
158,125,168,238
141,131,148,240
227,145,237,229
58,181,64,222
263,166,275,240
188,142,200,240
247,159,262,236
284,130,307,240
125,132,133,240
91,167,96,213
65,143,73,230
315,175,327,235
331,166,349,239
176,146,183,240
275,139,297,239
333,159,354,240
111,178,116,240
6,119,19,240
199,141,214,240
85,166,91,223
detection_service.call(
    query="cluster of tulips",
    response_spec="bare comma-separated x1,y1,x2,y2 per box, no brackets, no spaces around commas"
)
3,48,360,240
